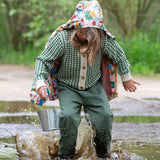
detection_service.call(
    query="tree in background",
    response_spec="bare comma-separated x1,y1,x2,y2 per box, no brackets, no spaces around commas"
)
0,0,160,51
0,0,79,51
0,0,160,73
1,0,30,51
23,0,79,48
100,0,159,37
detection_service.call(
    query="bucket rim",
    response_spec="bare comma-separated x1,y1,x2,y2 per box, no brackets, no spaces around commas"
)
37,108,54,113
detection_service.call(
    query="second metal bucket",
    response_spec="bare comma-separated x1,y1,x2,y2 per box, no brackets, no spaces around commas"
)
37,106,61,131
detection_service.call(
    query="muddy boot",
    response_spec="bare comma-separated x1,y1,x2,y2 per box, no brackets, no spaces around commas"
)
60,155,75,160
98,153,110,160
53,155,75,160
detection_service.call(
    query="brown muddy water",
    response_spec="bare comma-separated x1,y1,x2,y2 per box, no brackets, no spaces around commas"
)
0,101,160,160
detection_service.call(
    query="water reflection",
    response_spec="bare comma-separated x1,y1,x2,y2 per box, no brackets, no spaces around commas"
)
113,140,160,160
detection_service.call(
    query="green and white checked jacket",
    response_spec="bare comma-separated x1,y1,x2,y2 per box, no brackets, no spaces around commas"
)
34,30,132,91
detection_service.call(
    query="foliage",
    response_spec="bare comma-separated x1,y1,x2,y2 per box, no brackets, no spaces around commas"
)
0,7,8,47
0,0,31,51
0,0,79,50
0,45,40,67
100,0,160,37
23,0,79,47
119,31,160,74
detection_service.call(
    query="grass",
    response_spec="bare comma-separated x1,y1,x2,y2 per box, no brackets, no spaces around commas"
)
114,116,160,123
111,108,122,112
0,116,40,124
0,46,41,67
0,137,16,144
0,101,55,113
143,98,160,101
119,32,160,75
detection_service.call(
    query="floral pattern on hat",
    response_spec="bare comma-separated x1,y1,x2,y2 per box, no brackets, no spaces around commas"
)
58,0,115,39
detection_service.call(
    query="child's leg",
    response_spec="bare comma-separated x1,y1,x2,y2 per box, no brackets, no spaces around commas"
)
57,83,82,158
82,82,113,158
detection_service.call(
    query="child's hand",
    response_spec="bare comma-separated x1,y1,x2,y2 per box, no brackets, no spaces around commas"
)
123,79,140,92
38,86,48,99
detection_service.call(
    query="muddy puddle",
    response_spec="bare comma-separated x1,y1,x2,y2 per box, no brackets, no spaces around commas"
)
0,101,160,159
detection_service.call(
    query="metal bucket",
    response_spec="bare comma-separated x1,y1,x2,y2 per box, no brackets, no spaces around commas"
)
37,106,61,131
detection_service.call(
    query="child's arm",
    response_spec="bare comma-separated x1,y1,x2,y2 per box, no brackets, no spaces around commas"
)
104,37,140,92
34,32,64,93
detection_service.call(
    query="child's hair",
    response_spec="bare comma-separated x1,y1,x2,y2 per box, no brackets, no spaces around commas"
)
71,28,103,66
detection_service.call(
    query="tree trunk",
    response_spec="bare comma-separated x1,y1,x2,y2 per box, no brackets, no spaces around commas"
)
3,0,13,49
3,0,30,51
136,0,154,29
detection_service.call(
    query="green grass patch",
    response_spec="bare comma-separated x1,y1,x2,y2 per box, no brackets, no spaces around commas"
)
0,101,54,113
114,116,160,123
0,46,41,67
0,116,40,124
0,154,18,160
119,32,160,75
143,98,160,101
0,137,15,144
111,108,122,112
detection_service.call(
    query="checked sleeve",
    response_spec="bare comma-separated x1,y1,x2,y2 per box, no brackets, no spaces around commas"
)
103,37,132,81
34,32,64,87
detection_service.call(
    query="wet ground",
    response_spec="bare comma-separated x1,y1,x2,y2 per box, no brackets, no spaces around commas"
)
0,65,160,159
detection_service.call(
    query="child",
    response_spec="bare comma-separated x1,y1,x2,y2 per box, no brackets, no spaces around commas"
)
33,0,140,159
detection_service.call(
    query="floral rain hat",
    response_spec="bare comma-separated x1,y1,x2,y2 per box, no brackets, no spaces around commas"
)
56,0,115,38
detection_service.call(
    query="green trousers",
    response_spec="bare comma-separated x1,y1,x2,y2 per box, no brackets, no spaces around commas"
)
57,81,113,158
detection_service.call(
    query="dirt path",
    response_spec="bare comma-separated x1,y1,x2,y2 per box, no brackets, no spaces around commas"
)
0,64,160,115
0,65,34,101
